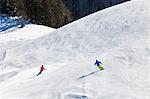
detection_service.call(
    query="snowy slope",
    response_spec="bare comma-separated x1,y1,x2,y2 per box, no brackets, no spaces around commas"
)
0,0,150,99
0,24,55,44
0,24,55,85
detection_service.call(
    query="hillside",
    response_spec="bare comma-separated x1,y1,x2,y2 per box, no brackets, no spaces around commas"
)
0,0,150,99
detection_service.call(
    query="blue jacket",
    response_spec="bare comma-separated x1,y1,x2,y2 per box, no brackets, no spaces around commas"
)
95,60,102,66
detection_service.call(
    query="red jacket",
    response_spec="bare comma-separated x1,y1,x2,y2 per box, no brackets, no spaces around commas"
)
40,66,45,71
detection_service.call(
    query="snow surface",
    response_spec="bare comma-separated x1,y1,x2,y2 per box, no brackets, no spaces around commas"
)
0,24,55,44
0,0,150,99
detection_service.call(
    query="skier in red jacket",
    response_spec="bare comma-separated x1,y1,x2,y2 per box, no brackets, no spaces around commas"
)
37,65,45,76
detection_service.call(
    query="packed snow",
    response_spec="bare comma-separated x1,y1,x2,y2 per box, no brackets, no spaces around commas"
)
0,0,150,99
0,24,55,44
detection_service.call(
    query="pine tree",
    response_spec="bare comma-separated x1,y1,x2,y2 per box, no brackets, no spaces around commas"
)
11,0,28,18
42,0,72,27
23,0,72,28
0,0,16,16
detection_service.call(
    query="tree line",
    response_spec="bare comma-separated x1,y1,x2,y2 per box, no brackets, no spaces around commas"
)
0,0,73,28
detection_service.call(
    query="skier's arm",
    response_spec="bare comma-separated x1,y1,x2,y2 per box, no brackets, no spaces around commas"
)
99,61,102,65
42,66,46,70
43,67,46,70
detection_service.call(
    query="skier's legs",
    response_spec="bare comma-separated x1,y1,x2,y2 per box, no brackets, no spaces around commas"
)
98,66,104,70
37,70,42,76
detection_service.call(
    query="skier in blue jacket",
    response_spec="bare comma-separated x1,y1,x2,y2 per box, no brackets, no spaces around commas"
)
94,60,104,70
